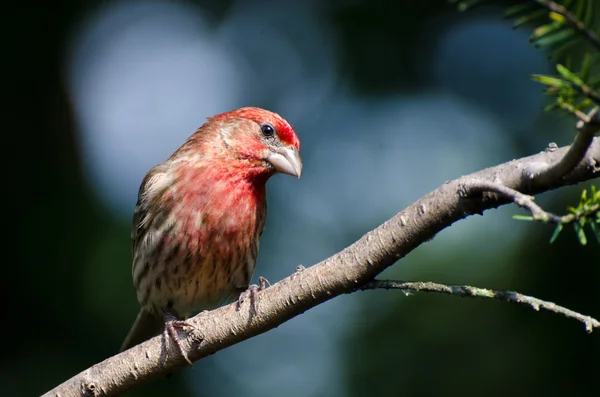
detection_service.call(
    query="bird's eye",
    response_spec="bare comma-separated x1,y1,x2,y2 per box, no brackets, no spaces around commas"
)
261,123,275,137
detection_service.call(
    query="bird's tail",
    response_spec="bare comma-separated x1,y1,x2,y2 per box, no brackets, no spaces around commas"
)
120,309,161,352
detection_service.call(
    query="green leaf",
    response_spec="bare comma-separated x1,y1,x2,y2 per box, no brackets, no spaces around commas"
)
455,0,485,12
557,64,585,86
531,22,561,41
549,39,579,60
589,75,600,89
565,56,573,70
591,185,599,200
583,0,594,26
505,3,535,19
513,215,534,221
548,12,566,24
575,98,593,110
573,0,584,16
590,222,600,244
574,222,588,245
513,9,546,29
533,29,577,48
581,53,592,81
531,74,567,87
550,223,563,244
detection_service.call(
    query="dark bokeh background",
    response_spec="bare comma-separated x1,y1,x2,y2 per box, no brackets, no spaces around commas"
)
4,1,599,396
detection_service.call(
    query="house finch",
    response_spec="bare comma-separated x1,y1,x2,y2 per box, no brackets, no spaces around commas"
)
120,107,302,363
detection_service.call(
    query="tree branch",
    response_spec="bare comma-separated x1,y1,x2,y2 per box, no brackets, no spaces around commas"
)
533,107,600,185
361,280,600,332
43,138,600,397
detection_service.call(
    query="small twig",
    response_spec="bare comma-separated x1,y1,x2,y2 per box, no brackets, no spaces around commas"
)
362,280,600,333
573,82,600,107
576,106,600,132
461,179,562,222
534,107,600,185
532,0,600,53
560,101,592,124
462,179,600,224
558,202,600,224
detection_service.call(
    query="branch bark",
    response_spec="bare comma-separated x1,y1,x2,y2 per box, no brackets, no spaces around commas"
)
43,137,600,397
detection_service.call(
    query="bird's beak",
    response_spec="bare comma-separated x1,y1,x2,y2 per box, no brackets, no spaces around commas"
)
267,146,302,178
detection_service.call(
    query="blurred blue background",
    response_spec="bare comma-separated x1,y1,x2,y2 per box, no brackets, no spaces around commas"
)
5,1,599,396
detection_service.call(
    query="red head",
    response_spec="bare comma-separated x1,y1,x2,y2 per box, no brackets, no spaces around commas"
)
176,107,302,180
210,107,300,150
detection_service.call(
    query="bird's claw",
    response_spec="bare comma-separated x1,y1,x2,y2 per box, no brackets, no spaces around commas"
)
163,313,194,366
236,276,270,314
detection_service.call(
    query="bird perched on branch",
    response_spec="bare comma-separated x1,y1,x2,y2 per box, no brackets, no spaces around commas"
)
120,107,302,363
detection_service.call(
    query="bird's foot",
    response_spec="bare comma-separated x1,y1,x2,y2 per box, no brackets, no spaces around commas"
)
236,276,270,314
163,312,194,366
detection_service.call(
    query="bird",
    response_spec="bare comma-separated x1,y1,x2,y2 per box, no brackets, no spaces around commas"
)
120,107,302,363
